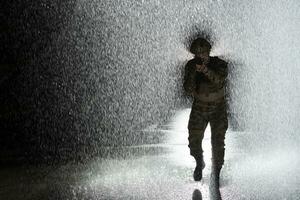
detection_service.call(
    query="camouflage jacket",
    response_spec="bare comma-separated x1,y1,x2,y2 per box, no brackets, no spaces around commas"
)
183,56,228,101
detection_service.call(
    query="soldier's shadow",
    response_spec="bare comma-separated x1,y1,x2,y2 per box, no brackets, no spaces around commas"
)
192,189,202,200
192,186,222,200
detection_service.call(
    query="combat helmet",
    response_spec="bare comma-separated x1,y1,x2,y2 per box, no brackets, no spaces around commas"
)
190,38,212,55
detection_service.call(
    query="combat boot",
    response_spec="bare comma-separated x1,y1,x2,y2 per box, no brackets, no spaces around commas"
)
193,157,205,181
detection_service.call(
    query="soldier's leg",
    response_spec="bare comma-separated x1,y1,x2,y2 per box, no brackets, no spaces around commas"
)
188,109,208,181
188,129,206,163
188,109,208,162
210,105,228,179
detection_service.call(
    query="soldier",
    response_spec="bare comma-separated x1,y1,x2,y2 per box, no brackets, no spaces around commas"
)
183,37,228,186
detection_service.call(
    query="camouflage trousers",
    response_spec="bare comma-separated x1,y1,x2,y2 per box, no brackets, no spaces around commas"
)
188,99,228,168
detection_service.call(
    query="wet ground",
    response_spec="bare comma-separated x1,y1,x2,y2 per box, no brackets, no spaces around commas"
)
1,109,300,200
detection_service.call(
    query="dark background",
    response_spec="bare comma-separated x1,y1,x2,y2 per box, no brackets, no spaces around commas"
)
1,0,184,164
0,0,83,163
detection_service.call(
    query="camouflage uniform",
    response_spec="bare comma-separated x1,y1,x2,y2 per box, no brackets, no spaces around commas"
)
183,56,228,169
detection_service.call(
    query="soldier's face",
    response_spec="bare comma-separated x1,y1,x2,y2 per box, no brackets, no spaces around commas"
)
195,47,210,61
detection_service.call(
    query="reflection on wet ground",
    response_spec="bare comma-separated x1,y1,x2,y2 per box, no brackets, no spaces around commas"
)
192,189,202,200
1,109,299,200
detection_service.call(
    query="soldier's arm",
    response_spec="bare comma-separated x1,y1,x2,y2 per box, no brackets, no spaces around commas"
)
183,61,196,96
203,61,228,88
